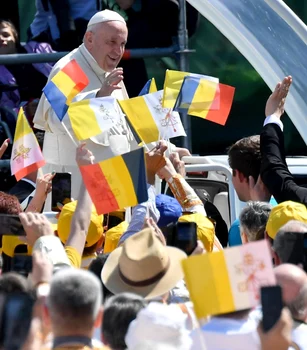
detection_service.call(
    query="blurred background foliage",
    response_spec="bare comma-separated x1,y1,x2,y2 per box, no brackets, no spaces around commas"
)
18,0,307,155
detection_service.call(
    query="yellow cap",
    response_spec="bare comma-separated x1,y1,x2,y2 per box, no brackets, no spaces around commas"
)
266,201,307,239
57,200,104,247
178,213,215,252
104,221,128,253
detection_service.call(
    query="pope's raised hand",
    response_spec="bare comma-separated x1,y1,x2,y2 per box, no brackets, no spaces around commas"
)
96,67,123,97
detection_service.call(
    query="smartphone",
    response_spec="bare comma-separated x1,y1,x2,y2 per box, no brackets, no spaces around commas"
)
173,222,198,255
1,293,35,350
51,172,72,212
261,285,283,332
0,214,26,236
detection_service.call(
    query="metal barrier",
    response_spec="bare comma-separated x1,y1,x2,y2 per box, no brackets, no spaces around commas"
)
0,0,194,149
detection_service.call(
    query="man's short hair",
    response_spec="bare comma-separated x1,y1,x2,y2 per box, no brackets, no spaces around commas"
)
239,201,272,242
273,220,307,270
227,135,261,180
287,283,307,320
0,272,31,294
102,293,147,350
47,269,102,330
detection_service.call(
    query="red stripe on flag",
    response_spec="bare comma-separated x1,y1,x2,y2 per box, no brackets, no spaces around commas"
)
80,163,120,215
14,160,46,181
61,59,89,88
205,84,235,126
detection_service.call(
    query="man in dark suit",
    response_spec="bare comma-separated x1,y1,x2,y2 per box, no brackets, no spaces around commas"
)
260,75,307,205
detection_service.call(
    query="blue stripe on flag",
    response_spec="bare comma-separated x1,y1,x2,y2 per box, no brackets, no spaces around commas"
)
174,76,200,112
43,81,69,121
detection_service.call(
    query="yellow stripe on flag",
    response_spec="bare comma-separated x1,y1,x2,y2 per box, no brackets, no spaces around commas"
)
163,70,190,109
182,252,235,319
99,155,137,209
188,79,219,115
68,100,103,140
52,70,77,100
14,108,33,141
149,78,158,93
118,97,159,144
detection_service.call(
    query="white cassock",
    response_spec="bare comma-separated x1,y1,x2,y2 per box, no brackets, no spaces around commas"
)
33,43,139,210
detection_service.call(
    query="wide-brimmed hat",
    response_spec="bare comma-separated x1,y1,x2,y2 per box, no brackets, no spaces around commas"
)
101,228,187,299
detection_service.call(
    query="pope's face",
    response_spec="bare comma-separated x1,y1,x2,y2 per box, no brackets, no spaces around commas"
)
86,21,127,72
0,23,17,55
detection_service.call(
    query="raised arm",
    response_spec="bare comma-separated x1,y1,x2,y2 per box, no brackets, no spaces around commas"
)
260,76,307,204
65,144,94,257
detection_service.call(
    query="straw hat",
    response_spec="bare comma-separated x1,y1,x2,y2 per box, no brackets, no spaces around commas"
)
101,228,187,299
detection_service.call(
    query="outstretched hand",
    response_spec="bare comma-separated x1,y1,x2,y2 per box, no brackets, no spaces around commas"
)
76,143,95,167
0,138,9,159
96,68,123,97
145,141,167,185
265,76,292,119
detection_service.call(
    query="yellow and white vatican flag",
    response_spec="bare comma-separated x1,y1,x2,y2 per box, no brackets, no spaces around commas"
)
68,96,123,140
118,90,186,144
11,107,45,181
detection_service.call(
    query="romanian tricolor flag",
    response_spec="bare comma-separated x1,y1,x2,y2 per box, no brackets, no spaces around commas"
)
181,240,276,322
11,108,45,181
79,148,148,215
68,97,122,140
174,76,235,126
162,69,219,109
43,59,89,121
138,78,158,96
118,90,186,144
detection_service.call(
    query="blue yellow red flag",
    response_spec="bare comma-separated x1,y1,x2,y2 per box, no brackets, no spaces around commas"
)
43,59,89,121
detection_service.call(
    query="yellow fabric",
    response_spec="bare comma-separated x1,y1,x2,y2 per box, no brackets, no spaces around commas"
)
2,236,29,257
118,96,160,144
57,200,104,247
178,213,215,252
266,200,307,239
188,79,218,116
104,221,129,253
181,250,234,319
65,246,82,268
97,156,137,210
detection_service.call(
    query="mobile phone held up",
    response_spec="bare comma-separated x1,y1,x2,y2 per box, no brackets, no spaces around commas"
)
52,172,72,212
172,222,198,256
261,285,283,332
0,292,35,350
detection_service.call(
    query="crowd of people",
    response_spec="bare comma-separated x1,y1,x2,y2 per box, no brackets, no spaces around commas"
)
0,4,306,350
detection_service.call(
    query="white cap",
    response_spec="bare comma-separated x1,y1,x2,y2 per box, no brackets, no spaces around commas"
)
87,10,126,28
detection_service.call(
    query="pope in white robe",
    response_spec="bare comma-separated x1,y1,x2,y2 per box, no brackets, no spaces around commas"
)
33,10,138,209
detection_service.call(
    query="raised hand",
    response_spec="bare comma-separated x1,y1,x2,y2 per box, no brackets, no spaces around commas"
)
96,67,123,97
0,138,9,159
76,143,95,167
265,76,292,119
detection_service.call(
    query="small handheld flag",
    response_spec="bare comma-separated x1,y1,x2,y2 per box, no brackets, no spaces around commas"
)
43,59,89,121
162,69,219,109
174,76,235,125
68,97,123,140
79,148,148,215
138,78,158,96
11,108,45,181
118,90,186,144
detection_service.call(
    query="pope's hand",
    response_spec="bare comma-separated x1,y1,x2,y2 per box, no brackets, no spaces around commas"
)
96,67,123,97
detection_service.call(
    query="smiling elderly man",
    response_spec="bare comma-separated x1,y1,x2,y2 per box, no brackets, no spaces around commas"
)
33,10,136,207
